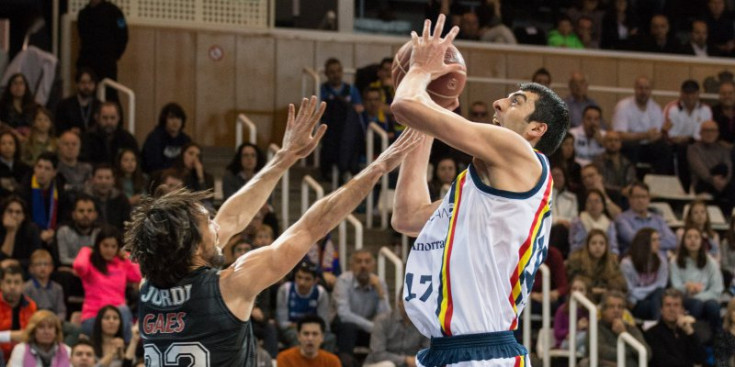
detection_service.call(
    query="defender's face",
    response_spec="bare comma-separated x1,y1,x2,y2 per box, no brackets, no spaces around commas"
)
492,91,540,138
197,207,224,268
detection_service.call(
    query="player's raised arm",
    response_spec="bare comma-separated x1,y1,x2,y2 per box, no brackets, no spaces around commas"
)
214,97,326,246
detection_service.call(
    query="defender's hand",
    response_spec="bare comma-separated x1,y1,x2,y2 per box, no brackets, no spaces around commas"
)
372,128,424,173
281,96,327,159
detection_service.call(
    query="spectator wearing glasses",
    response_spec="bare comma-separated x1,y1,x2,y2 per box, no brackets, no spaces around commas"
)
468,101,491,123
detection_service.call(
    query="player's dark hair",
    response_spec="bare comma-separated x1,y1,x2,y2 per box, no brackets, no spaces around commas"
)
157,102,187,130
520,82,570,155
91,226,122,275
125,188,211,288
297,314,326,333
91,305,124,357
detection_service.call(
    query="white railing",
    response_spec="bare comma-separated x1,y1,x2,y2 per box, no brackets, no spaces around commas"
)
338,214,363,274
521,264,550,367
366,122,389,229
617,332,648,367
97,78,136,134
267,144,289,227
301,175,324,215
377,246,404,305
569,291,598,367
235,113,257,148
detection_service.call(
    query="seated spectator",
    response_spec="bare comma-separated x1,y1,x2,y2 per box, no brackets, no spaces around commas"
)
476,0,516,44
532,68,552,87
713,298,735,366
332,250,390,367
149,168,183,196
56,131,93,194
19,152,69,245
567,229,627,302
276,315,341,367
704,0,735,55
304,235,341,290
21,107,57,166
570,106,605,165
564,72,599,129
140,102,191,175
457,10,482,40
253,223,275,248
276,261,330,348
566,0,604,36
361,87,396,148
320,58,363,112
90,306,138,367
600,0,638,50
687,121,735,213
222,143,265,201
643,288,706,367
628,14,681,53
670,226,724,333
530,246,568,313
367,58,396,108
0,264,38,362
621,228,668,320
0,130,31,197
682,20,717,57
713,80,735,147
114,149,147,207
579,164,623,217
468,101,491,124
54,194,100,268
550,166,579,257
0,196,41,271
69,340,96,367
80,102,138,165
54,68,100,135
592,131,636,198
586,290,651,367
676,200,721,261
173,143,214,193
23,249,65,320
0,73,37,135
7,310,71,366
363,294,429,367
73,227,140,341
615,182,677,255
85,164,131,231
553,275,591,353
576,16,599,49
548,15,585,48
550,134,582,193
570,189,619,254
428,156,457,201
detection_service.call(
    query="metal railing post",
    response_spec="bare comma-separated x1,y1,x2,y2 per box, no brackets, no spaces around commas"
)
569,292,598,367
366,122,389,229
235,114,257,148
377,246,404,305
617,332,648,367
301,175,324,215
97,78,136,134
338,214,363,273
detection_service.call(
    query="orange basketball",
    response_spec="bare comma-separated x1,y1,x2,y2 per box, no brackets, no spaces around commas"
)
391,40,467,109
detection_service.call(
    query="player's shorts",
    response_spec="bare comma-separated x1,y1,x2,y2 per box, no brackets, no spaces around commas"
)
415,330,530,367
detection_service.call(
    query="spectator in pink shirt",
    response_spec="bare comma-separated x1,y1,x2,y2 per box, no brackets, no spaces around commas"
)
73,226,141,342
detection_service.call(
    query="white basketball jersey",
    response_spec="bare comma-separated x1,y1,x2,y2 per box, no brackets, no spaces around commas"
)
404,153,553,338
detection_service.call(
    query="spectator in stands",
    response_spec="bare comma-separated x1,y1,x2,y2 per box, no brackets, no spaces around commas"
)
321,58,363,112
688,121,735,213
222,143,265,201
564,72,599,129
670,226,724,333
570,189,620,254
629,14,681,53
712,80,735,147
531,68,552,87
57,131,93,194
22,107,57,166
621,228,668,320
616,182,677,255
593,131,636,198
424,0,464,36
682,20,716,57
567,229,627,302
0,73,37,135
368,58,396,107
55,194,100,268
85,164,130,231
76,0,128,100
530,246,568,314
550,166,578,257
428,156,457,201
74,226,140,341
173,142,214,194
114,149,147,207
571,106,606,165
0,264,37,363
0,130,30,197
24,249,65,321
600,0,638,50
18,152,67,245
714,298,735,366
304,235,341,290
81,102,138,165
723,215,735,294
551,134,583,193
140,102,191,175
69,340,96,367
363,293,429,367
7,310,71,366
458,10,482,40
567,0,604,37
644,288,706,367
587,290,650,367
89,306,136,367
55,68,100,135
676,200,721,261
276,315,341,367
553,275,591,352
704,0,735,56
613,76,672,173
361,87,396,150
548,15,585,48
580,164,623,217
576,16,599,49
332,250,390,367
276,261,330,348
468,101,491,123
476,0,517,44
0,196,41,271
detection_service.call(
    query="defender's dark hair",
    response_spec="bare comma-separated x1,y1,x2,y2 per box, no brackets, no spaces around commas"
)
125,188,211,288
157,102,187,130
297,314,326,333
90,226,122,275
519,82,570,155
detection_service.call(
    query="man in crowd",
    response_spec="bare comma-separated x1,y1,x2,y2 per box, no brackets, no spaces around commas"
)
570,105,606,165
70,340,96,367
54,194,100,268
564,72,599,128
19,153,68,245
588,291,650,367
276,261,330,348
81,102,138,165
276,315,341,367
580,164,623,217
644,289,706,367
57,131,93,194
593,131,637,198
468,101,491,124
363,292,429,367
85,164,130,231
0,265,37,363
615,182,677,255
712,80,735,147
681,20,716,57
55,68,100,135
687,120,735,213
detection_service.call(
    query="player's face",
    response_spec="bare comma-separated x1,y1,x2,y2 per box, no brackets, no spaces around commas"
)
587,233,607,259
297,323,324,357
197,209,225,268
295,270,317,294
101,309,121,336
0,273,23,305
34,320,57,346
71,345,96,367
491,91,540,138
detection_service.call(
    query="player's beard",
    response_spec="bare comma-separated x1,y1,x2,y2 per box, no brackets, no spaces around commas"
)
207,245,226,269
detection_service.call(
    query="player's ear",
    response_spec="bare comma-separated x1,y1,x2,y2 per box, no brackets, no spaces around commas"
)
527,121,547,139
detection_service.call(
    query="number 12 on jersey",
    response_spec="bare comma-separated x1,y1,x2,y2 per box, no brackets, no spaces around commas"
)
405,272,433,302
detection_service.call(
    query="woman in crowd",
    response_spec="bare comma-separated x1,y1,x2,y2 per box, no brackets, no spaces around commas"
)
22,107,57,166
569,189,619,255
676,200,721,262
714,298,735,367
173,142,214,193
550,165,578,258
550,133,582,193
0,130,30,196
553,275,591,353
91,306,140,367
141,102,191,174
0,73,37,134
670,226,724,333
620,228,668,320
8,310,71,366
0,195,41,271
114,148,148,206
222,142,265,200
74,226,141,341
428,156,457,201
566,229,627,302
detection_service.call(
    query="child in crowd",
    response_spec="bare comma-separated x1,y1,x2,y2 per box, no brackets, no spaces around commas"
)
24,249,66,321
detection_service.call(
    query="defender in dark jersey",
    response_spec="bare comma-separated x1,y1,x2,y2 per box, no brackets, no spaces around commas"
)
125,96,422,366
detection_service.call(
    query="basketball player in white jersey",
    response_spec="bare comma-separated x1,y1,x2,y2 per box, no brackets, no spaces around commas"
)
391,16,570,366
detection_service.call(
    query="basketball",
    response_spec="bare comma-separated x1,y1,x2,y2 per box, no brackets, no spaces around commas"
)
392,40,467,108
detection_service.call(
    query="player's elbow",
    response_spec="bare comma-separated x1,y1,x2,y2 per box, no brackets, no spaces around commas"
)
390,98,419,126
391,210,419,236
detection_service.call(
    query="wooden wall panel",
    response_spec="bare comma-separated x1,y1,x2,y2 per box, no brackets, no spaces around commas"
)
467,49,505,78
154,30,197,138
195,33,237,146
506,53,544,80
315,41,354,70
690,65,731,88
354,44,394,69
274,38,315,141
544,55,582,84
582,58,618,87
118,28,156,143
235,35,276,145
617,61,653,86
654,63,690,91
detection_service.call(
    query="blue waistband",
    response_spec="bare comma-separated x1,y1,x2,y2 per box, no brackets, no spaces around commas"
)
418,331,527,366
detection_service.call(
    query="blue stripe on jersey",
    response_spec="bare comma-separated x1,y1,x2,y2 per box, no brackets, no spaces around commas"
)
516,210,552,307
